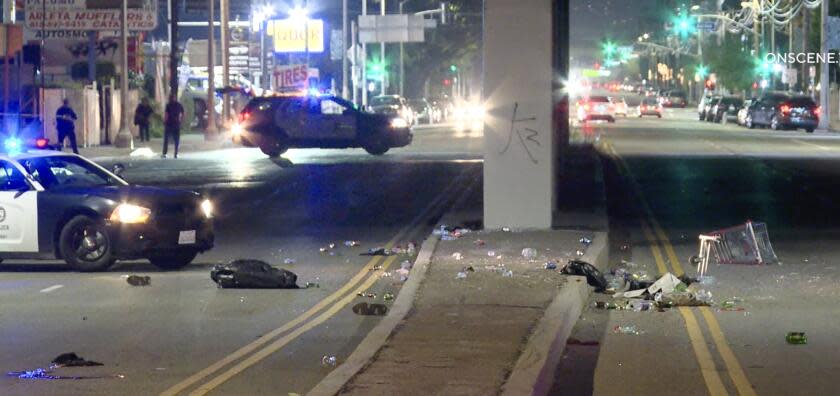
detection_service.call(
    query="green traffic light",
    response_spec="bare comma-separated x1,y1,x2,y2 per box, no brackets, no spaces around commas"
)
450,64,458,72
602,41,616,56
696,65,708,77
673,13,694,35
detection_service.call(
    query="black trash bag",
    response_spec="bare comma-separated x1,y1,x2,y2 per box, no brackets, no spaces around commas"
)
210,260,299,289
51,353,103,367
352,302,389,316
561,259,608,292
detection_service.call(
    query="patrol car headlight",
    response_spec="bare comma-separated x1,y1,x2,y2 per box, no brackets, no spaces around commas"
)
200,199,214,218
110,203,152,224
390,118,409,129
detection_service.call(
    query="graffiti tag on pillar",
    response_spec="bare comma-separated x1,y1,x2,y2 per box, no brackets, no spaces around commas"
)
499,102,541,164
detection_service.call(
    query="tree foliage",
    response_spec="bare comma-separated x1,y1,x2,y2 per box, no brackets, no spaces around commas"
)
705,35,755,93
400,0,481,98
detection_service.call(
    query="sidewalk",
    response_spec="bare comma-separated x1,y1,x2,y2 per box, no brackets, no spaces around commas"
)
309,145,609,396
77,132,237,160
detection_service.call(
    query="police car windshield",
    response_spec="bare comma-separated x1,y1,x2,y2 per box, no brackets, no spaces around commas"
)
19,155,126,190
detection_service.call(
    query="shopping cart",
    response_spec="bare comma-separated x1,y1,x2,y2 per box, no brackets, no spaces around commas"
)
690,221,779,276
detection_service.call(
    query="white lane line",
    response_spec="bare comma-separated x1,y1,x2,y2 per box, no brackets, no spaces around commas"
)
39,284,64,293
792,138,831,151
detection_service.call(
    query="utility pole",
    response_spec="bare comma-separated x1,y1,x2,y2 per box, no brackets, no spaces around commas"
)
803,8,810,93
220,0,230,125
114,0,133,148
169,0,179,99
399,0,405,97
206,0,218,139
351,20,358,104
361,0,367,107
380,0,385,95
818,0,829,130
342,0,348,98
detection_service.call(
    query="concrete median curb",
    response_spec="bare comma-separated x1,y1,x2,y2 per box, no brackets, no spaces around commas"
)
307,176,479,396
501,231,608,396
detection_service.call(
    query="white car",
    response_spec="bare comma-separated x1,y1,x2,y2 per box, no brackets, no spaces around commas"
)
577,96,616,122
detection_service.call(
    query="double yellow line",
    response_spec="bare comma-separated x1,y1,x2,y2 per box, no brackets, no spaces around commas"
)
604,140,756,396
161,167,477,396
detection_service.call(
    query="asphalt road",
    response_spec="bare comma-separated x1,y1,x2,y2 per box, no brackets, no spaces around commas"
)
557,101,840,395
0,124,483,396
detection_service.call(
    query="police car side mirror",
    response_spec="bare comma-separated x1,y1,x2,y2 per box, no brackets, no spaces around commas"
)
112,163,125,177
13,184,29,198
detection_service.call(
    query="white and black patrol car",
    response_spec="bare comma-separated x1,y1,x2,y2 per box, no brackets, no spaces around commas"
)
0,148,214,271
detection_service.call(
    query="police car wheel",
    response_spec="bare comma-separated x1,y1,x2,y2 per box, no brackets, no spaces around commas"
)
149,251,198,270
363,134,390,155
59,215,115,272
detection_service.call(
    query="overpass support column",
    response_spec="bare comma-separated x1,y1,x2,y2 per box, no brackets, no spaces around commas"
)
483,0,567,229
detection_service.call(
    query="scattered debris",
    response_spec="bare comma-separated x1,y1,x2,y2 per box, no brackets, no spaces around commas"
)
452,252,463,261
579,237,593,245
210,260,299,289
371,265,383,271
400,260,412,270
544,261,558,270
487,251,497,257
502,270,513,277
594,301,623,310
561,260,608,292
521,248,538,259
126,275,150,287
357,292,376,298
463,265,475,272
567,338,599,346
502,227,511,232
352,302,388,316
654,291,709,307
344,241,360,247
283,258,296,265
695,221,779,276
456,271,468,280
786,332,807,345
474,239,486,246
383,292,395,301
575,250,585,257
361,247,392,256
395,268,410,281
380,272,392,278
613,325,641,335
620,244,631,252
52,353,103,367
321,355,338,367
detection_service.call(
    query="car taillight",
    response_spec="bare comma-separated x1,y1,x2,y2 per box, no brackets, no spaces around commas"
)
238,111,251,123
35,138,48,148
780,104,791,114
814,106,821,116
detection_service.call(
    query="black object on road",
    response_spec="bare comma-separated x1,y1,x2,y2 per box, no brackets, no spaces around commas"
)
561,259,608,292
352,302,388,316
361,247,391,256
52,353,103,367
210,260,299,289
126,275,151,286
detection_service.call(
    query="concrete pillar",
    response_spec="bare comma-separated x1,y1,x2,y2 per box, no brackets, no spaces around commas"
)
483,0,557,229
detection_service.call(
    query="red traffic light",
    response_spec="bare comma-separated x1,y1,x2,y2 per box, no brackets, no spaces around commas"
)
443,79,452,86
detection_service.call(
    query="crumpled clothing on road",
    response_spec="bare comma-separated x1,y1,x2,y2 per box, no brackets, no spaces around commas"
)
352,302,388,316
52,353,103,367
360,247,392,256
561,260,608,292
210,259,299,289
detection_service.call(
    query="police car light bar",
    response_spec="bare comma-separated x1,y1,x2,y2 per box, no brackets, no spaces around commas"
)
35,138,48,149
4,137,20,152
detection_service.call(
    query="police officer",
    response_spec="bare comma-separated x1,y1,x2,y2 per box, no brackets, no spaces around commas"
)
162,94,184,159
56,99,79,154
134,97,154,142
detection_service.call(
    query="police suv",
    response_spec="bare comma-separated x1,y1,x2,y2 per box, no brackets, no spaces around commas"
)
0,146,214,271
233,94,413,156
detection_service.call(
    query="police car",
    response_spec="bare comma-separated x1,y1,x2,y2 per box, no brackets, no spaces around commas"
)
232,94,413,156
0,143,214,271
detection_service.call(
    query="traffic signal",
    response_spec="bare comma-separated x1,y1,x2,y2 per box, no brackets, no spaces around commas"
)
443,79,452,86
602,41,616,57
450,64,458,72
696,64,708,78
673,13,695,36
367,60,385,79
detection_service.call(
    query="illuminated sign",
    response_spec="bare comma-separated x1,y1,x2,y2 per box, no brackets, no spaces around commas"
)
267,18,324,53
273,64,309,88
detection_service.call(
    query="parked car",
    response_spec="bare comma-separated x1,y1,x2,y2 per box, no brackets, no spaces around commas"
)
746,94,819,132
637,97,662,118
577,96,615,123
737,99,757,126
698,94,714,120
711,96,744,123
660,90,687,108
704,96,722,122
370,95,415,125
408,99,434,124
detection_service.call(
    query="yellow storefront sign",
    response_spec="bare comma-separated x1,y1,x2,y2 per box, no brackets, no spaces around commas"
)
267,19,324,53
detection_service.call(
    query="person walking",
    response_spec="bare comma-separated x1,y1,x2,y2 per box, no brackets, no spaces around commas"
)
134,98,154,142
55,99,79,154
162,94,184,158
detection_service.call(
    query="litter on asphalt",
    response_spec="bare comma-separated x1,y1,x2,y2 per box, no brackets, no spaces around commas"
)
126,275,150,286
561,260,608,292
210,260,299,289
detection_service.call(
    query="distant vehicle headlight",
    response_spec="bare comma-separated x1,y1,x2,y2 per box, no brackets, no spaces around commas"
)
231,123,244,137
390,118,409,129
200,199,214,218
110,203,152,224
